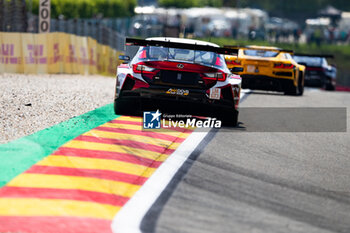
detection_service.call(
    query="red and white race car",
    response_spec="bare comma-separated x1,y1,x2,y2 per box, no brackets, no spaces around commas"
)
114,37,242,126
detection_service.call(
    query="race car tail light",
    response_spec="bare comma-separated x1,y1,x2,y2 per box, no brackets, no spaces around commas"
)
133,64,156,73
306,67,324,71
203,72,226,81
274,63,295,69
226,59,241,65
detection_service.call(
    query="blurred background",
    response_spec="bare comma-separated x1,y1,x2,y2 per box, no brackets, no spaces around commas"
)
1,0,350,86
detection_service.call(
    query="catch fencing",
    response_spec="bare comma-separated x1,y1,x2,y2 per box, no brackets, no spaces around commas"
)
0,0,27,33
0,0,129,52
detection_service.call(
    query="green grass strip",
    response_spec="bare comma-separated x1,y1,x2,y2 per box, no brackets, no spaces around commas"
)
0,103,119,188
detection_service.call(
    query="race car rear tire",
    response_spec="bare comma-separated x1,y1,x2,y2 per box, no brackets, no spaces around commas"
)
284,75,303,96
325,84,335,91
284,83,298,96
220,109,238,127
114,98,138,116
114,98,126,115
297,71,304,96
324,79,335,91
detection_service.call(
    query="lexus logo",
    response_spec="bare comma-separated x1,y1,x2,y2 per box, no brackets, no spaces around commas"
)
177,64,184,69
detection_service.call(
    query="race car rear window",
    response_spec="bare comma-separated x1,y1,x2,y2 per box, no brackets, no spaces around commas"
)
293,56,323,66
243,49,279,57
134,46,228,70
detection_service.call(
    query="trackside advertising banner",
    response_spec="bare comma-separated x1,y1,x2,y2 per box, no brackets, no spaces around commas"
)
0,32,122,76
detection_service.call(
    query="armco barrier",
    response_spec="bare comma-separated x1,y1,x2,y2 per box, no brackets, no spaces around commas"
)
0,32,122,76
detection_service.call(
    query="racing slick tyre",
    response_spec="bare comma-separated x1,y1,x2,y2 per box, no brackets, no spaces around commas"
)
325,84,335,91
220,109,239,127
324,82,335,91
284,74,303,96
297,71,304,96
284,83,298,96
114,98,127,115
114,98,139,116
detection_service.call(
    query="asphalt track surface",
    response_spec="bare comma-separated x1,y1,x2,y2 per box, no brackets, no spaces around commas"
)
146,89,350,233
1,80,350,233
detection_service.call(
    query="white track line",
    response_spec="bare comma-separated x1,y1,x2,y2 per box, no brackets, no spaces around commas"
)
111,129,209,233
111,91,247,233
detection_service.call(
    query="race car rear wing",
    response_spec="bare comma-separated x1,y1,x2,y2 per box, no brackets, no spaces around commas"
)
293,53,334,58
125,38,239,55
223,45,294,54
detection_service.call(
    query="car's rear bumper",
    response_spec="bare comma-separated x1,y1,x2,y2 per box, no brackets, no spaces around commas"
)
304,73,325,87
304,78,323,87
116,87,237,116
241,75,295,92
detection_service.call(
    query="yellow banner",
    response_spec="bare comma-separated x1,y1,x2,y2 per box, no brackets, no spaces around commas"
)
47,32,64,74
0,32,122,76
88,37,97,75
1,33,23,73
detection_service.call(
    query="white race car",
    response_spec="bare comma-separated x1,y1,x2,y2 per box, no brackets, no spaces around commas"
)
114,37,242,126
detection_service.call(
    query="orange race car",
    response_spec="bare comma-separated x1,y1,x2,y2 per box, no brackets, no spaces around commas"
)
225,46,305,95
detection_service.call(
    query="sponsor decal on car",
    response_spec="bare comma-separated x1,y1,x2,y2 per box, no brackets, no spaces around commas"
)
209,88,221,100
166,88,189,96
232,85,241,100
247,65,259,73
177,64,184,69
